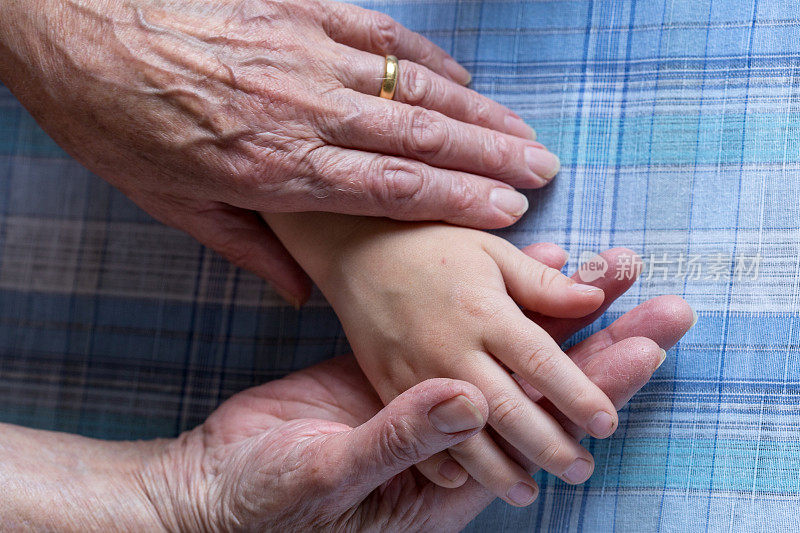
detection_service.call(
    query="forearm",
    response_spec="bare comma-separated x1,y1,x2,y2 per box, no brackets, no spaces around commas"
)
0,0,134,162
0,0,93,87
0,422,168,531
0,0,56,89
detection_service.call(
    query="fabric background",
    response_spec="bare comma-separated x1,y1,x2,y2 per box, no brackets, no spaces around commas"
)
1,0,799,530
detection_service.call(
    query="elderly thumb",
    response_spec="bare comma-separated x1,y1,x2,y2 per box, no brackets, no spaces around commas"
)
325,378,488,503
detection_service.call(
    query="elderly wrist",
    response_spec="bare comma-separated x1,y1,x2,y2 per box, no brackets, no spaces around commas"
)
67,439,177,531
136,429,221,532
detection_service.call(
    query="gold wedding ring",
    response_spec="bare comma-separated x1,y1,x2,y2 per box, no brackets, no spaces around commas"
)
379,55,399,100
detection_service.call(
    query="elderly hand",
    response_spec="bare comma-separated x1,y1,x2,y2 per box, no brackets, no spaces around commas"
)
139,309,689,530
0,248,693,531
0,0,558,305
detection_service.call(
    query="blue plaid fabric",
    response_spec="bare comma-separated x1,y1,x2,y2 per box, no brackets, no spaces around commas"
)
1,0,799,530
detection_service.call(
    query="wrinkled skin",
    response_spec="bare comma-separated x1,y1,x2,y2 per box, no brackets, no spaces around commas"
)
0,0,558,304
136,247,694,532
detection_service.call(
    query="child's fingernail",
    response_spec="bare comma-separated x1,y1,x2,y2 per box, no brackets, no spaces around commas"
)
691,308,698,328
428,395,485,434
562,458,593,484
507,482,538,506
656,349,667,369
588,411,616,438
438,459,465,482
571,283,602,293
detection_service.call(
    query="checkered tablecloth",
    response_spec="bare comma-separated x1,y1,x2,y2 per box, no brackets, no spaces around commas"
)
1,0,799,531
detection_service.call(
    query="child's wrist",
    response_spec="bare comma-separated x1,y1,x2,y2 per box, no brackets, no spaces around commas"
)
262,211,377,290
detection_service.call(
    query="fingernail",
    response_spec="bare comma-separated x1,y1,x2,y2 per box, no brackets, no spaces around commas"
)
588,411,616,438
524,146,561,181
504,115,537,140
570,283,602,293
274,286,302,309
656,349,667,369
691,308,698,328
507,482,538,506
438,459,466,482
562,458,593,484
490,188,529,217
428,395,485,434
444,57,471,85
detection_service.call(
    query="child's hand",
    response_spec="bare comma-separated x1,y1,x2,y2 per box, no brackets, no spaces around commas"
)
297,218,619,506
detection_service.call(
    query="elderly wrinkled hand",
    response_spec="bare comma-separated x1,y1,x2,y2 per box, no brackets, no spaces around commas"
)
0,0,559,304
135,279,689,530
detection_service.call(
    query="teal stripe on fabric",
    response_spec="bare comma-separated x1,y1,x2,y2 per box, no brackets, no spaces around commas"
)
525,112,800,166
572,435,800,493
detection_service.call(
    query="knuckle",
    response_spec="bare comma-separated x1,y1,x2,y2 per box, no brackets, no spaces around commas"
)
524,345,559,380
537,264,563,291
564,386,592,415
366,158,427,215
406,108,448,157
470,97,494,126
456,292,503,323
533,440,566,469
377,159,425,202
443,175,480,214
379,415,426,465
371,13,400,53
403,63,432,106
483,134,517,175
489,396,524,426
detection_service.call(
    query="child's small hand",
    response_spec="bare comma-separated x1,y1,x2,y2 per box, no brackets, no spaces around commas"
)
314,221,619,506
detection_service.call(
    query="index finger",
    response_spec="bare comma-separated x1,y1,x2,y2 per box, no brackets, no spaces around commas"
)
484,308,620,440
